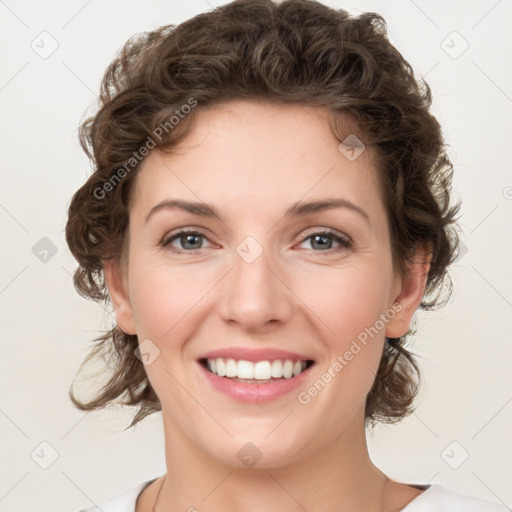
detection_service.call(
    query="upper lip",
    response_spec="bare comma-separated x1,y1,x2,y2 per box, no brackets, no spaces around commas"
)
198,347,314,363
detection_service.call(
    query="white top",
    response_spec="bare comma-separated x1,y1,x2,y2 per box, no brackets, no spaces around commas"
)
75,480,511,512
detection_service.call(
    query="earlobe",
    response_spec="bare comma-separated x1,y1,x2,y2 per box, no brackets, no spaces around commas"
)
103,258,137,335
385,245,432,339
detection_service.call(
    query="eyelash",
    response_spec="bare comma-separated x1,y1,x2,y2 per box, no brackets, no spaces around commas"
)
161,228,353,255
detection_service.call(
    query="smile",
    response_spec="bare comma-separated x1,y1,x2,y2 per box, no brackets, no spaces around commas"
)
197,350,315,402
201,358,313,382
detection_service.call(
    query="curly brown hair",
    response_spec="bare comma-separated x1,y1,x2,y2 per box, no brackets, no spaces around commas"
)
65,0,460,429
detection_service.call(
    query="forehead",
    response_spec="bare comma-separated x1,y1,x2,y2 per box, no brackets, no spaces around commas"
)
130,100,383,222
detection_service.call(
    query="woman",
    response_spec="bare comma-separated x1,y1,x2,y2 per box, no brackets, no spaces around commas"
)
66,0,509,510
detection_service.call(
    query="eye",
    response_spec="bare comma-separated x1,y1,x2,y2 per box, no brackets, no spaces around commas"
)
161,229,212,252
161,228,352,254
298,229,352,254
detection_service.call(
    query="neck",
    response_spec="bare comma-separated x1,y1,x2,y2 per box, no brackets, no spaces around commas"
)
153,410,390,512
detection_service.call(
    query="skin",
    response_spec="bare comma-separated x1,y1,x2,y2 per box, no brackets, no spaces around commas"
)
104,100,431,511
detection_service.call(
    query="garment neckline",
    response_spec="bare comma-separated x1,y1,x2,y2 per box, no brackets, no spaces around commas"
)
136,480,437,511
400,483,441,510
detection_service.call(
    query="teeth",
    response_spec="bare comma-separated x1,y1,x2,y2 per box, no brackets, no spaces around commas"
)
237,360,254,379
282,360,293,378
216,358,225,377
254,361,271,380
271,360,283,378
225,358,237,378
206,358,308,380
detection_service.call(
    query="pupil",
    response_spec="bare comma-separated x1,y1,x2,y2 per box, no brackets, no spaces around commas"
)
312,235,331,250
183,234,201,249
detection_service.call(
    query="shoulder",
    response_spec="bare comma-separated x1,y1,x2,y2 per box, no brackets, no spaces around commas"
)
73,479,155,512
402,483,510,512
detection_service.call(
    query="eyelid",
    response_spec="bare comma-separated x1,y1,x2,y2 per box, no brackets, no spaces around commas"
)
161,227,215,250
295,228,353,252
161,226,353,254
298,226,352,243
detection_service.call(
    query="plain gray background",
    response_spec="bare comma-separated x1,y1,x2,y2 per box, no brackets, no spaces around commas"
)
0,0,511,510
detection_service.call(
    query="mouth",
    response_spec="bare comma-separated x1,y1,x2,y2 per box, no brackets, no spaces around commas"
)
196,347,316,402
199,357,315,383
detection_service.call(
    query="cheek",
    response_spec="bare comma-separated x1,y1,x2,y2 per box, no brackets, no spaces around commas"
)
126,259,205,409
298,259,393,346
128,257,208,340
295,261,391,398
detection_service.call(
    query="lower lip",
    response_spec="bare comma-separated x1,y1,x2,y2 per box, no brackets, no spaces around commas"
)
198,362,313,403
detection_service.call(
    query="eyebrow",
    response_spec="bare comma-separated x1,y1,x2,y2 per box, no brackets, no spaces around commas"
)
144,198,371,226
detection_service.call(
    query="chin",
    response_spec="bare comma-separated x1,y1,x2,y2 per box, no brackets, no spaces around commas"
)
203,426,317,470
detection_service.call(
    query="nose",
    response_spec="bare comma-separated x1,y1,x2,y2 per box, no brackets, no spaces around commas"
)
218,241,293,334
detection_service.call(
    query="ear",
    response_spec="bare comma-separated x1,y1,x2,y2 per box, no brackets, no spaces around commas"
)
103,258,137,335
385,244,432,338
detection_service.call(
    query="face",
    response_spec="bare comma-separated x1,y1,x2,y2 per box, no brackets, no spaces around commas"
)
106,100,424,469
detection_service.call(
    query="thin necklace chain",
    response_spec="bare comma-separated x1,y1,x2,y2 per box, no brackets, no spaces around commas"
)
152,474,390,511
152,475,166,512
